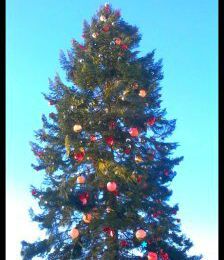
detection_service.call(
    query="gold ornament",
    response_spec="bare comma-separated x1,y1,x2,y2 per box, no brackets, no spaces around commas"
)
135,155,143,163
139,89,147,97
73,124,82,133
83,213,92,223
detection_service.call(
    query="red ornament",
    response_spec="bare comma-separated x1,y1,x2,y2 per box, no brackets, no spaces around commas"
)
79,192,89,205
124,148,131,154
49,112,55,118
137,176,143,183
90,135,97,142
74,152,85,162
78,44,87,51
102,25,110,32
160,252,169,260
109,121,116,129
107,181,117,192
147,117,156,126
32,189,37,196
120,240,128,247
147,252,158,260
105,136,114,146
129,127,139,137
121,44,128,50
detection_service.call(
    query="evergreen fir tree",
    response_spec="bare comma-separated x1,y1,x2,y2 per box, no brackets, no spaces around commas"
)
21,4,202,260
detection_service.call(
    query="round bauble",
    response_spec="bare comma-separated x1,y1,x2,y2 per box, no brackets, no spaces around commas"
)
135,229,146,240
83,213,92,223
147,252,158,260
115,38,122,45
92,32,99,38
139,89,147,97
129,127,139,137
120,240,128,247
100,15,107,22
147,116,156,126
102,25,110,32
73,124,82,133
74,152,85,162
76,176,86,184
105,136,114,146
90,135,97,142
107,181,117,192
70,228,79,239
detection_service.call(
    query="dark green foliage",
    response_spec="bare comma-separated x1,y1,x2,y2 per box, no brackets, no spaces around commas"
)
21,4,202,260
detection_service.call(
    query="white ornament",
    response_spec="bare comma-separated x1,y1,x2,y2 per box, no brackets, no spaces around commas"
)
79,59,84,63
100,15,107,22
73,124,82,133
92,32,98,38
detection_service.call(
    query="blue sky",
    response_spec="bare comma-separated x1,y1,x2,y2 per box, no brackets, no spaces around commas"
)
6,0,218,259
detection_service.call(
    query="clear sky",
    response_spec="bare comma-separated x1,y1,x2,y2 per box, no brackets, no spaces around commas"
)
6,0,218,259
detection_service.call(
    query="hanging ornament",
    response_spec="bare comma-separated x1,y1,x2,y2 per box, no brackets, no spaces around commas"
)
74,152,85,162
110,40,115,45
76,176,86,184
129,127,139,137
147,252,158,260
107,181,117,192
120,240,128,247
78,192,89,205
100,15,107,22
70,228,79,240
124,148,131,154
79,58,84,63
73,124,82,133
132,82,139,90
135,229,147,240
105,136,114,146
114,10,121,17
90,135,97,142
78,44,87,51
83,213,92,223
121,44,128,50
92,32,99,38
106,207,112,213
160,252,169,260
139,89,147,97
102,25,110,32
164,170,169,176
147,116,156,126
31,189,37,196
135,155,143,163
109,121,116,129
115,38,122,45
137,176,143,183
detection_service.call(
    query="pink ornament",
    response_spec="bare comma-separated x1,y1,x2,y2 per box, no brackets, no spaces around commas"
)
32,189,37,196
90,135,97,142
129,127,139,137
70,228,79,239
107,181,117,192
135,229,146,240
121,44,128,50
147,252,158,260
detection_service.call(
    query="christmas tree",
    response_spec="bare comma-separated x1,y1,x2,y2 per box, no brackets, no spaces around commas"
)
21,4,202,260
